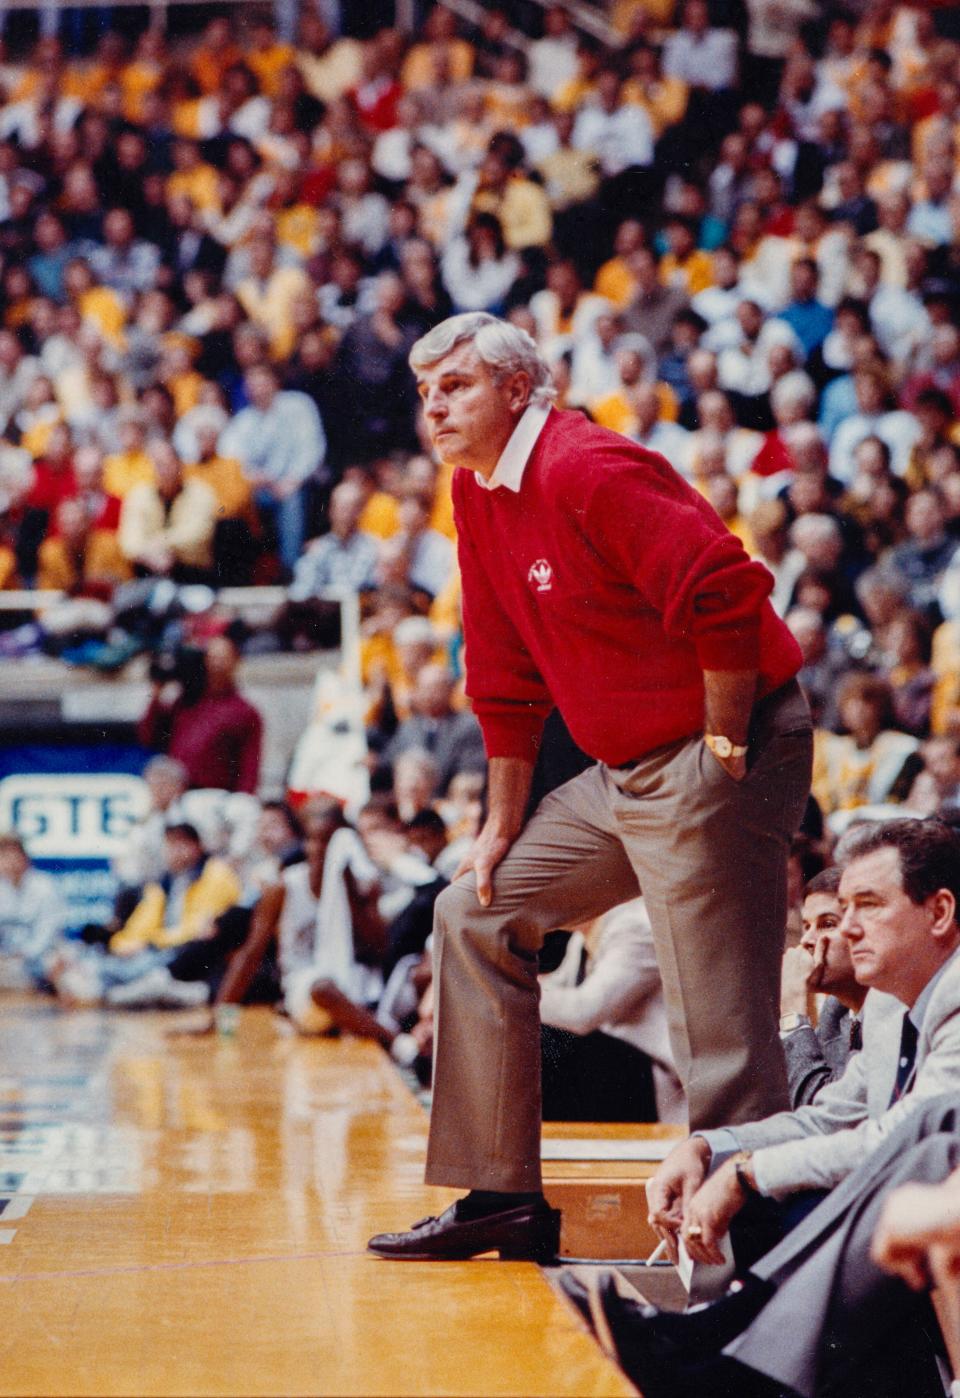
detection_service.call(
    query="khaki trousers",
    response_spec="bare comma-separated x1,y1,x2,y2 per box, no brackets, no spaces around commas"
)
425,681,813,1192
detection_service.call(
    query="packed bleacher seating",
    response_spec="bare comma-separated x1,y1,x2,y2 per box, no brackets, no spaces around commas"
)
0,0,960,1093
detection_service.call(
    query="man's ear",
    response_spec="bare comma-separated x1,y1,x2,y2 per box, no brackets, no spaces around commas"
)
929,887,958,940
506,370,533,415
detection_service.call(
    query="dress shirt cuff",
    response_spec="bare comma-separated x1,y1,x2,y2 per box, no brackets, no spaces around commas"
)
748,1151,777,1198
694,1127,742,1171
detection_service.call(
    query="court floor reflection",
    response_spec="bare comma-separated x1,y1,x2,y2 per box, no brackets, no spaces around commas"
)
0,999,632,1397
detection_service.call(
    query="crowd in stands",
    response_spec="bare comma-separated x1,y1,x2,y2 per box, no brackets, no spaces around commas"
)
0,0,957,825
4,0,960,1123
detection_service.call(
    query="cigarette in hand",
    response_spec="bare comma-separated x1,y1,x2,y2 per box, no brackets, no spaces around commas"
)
644,1239,668,1265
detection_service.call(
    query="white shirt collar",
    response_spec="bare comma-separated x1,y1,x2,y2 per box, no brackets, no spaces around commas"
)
475,401,552,493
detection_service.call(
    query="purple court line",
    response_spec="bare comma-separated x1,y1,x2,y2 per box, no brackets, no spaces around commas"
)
0,1248,369,1284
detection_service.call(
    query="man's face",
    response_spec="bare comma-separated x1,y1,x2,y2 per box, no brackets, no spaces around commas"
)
838,847,940,996
801,891,857,994
415,342,530,476
165,832,201,876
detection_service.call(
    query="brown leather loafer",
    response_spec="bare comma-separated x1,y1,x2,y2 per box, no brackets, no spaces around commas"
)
367,1201,561,1262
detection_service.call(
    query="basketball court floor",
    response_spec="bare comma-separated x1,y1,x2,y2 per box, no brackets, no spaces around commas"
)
0,999,634,1396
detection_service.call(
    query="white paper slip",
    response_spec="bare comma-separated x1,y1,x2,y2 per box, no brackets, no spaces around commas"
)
540,1137,676,1162
676,1231,735,1293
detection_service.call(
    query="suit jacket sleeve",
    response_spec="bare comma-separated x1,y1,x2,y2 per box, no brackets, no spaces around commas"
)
783,1023,840,1109
746,989,960,1199
783,1000,852,1108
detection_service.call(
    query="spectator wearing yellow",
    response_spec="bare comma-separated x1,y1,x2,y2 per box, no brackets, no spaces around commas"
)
236,232,311,361
110,823,242,955
103,410,154,499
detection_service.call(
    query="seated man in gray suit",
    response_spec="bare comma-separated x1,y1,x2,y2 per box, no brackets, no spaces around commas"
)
587,817,960,1397
780,867,866,1107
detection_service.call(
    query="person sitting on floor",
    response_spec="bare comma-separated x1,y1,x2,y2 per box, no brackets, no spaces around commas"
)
780,866,867,1107
539,897,685,1125
199,802,391,1041
0,833,69,992
52,822,242,1007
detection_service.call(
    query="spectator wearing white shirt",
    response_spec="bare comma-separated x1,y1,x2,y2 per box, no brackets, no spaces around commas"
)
716,298,803,403
289,480,379,602
440,213,521,314
219,363,327,575
628,380,694,476
853,245,930,370
530,258,612,364
692,245,746,329
527,6,579,100
572,69,654,178
0,834,68,991
829,362,923,484
539,898,685,1124
568,313,625,406
906,156,956,248
663,0,738,93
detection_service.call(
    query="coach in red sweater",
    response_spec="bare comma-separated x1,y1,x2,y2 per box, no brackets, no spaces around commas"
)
369,313,813,1265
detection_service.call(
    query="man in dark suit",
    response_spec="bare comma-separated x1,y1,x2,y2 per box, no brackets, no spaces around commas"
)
781,867,866,1107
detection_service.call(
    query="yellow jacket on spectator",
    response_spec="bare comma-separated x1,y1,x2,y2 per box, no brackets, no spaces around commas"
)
0,546,15,589
359,491,401,539
237,265,311,361
593,255,637,310
110,857,242,954
275,204,322,260
184,455,253,521
246,40,297,98
931,619,960,736
660,248,714,296
430,459,456,541
103,449,154,499
37,530,131,591
591,382,679,433
78,285,126,348
472,177,552,251
622,76,688,137
167,160,220,212
402,39,474,90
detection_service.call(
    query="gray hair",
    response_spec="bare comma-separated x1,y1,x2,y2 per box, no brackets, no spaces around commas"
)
771,370,816,415
409,312,556,406
790,512,841,547
144,755,188,786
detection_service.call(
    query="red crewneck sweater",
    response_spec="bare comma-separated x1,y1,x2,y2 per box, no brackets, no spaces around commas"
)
454,408,802,767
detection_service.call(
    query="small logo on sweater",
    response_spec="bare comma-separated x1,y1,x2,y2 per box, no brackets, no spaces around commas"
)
528,559,553,592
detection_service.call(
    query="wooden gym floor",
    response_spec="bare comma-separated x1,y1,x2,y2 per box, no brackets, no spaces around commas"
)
0,998,634,1397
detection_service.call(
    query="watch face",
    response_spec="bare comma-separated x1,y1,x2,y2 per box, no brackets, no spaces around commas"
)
714,736,732,757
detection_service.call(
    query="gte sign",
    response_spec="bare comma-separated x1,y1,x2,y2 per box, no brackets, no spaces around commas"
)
0,774,150,859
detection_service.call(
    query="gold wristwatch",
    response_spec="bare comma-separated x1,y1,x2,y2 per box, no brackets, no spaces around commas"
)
704,734,748,760
731,1149,757,1197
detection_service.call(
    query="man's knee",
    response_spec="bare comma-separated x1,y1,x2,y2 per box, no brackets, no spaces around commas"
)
433,881,543,955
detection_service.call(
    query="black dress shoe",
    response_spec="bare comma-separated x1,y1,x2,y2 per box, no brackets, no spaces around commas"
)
591,1272,793,1398
367,1200,561,1262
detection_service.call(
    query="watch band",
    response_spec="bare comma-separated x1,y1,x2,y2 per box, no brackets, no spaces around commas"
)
780,1012,812,1033
704,733,749,760
732,1149,757,1197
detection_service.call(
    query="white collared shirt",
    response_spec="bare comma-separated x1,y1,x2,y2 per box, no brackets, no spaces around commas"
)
475,400,553,493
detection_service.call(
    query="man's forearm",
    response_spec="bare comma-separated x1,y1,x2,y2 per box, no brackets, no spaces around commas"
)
702,667,758,744
485,756,535,839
